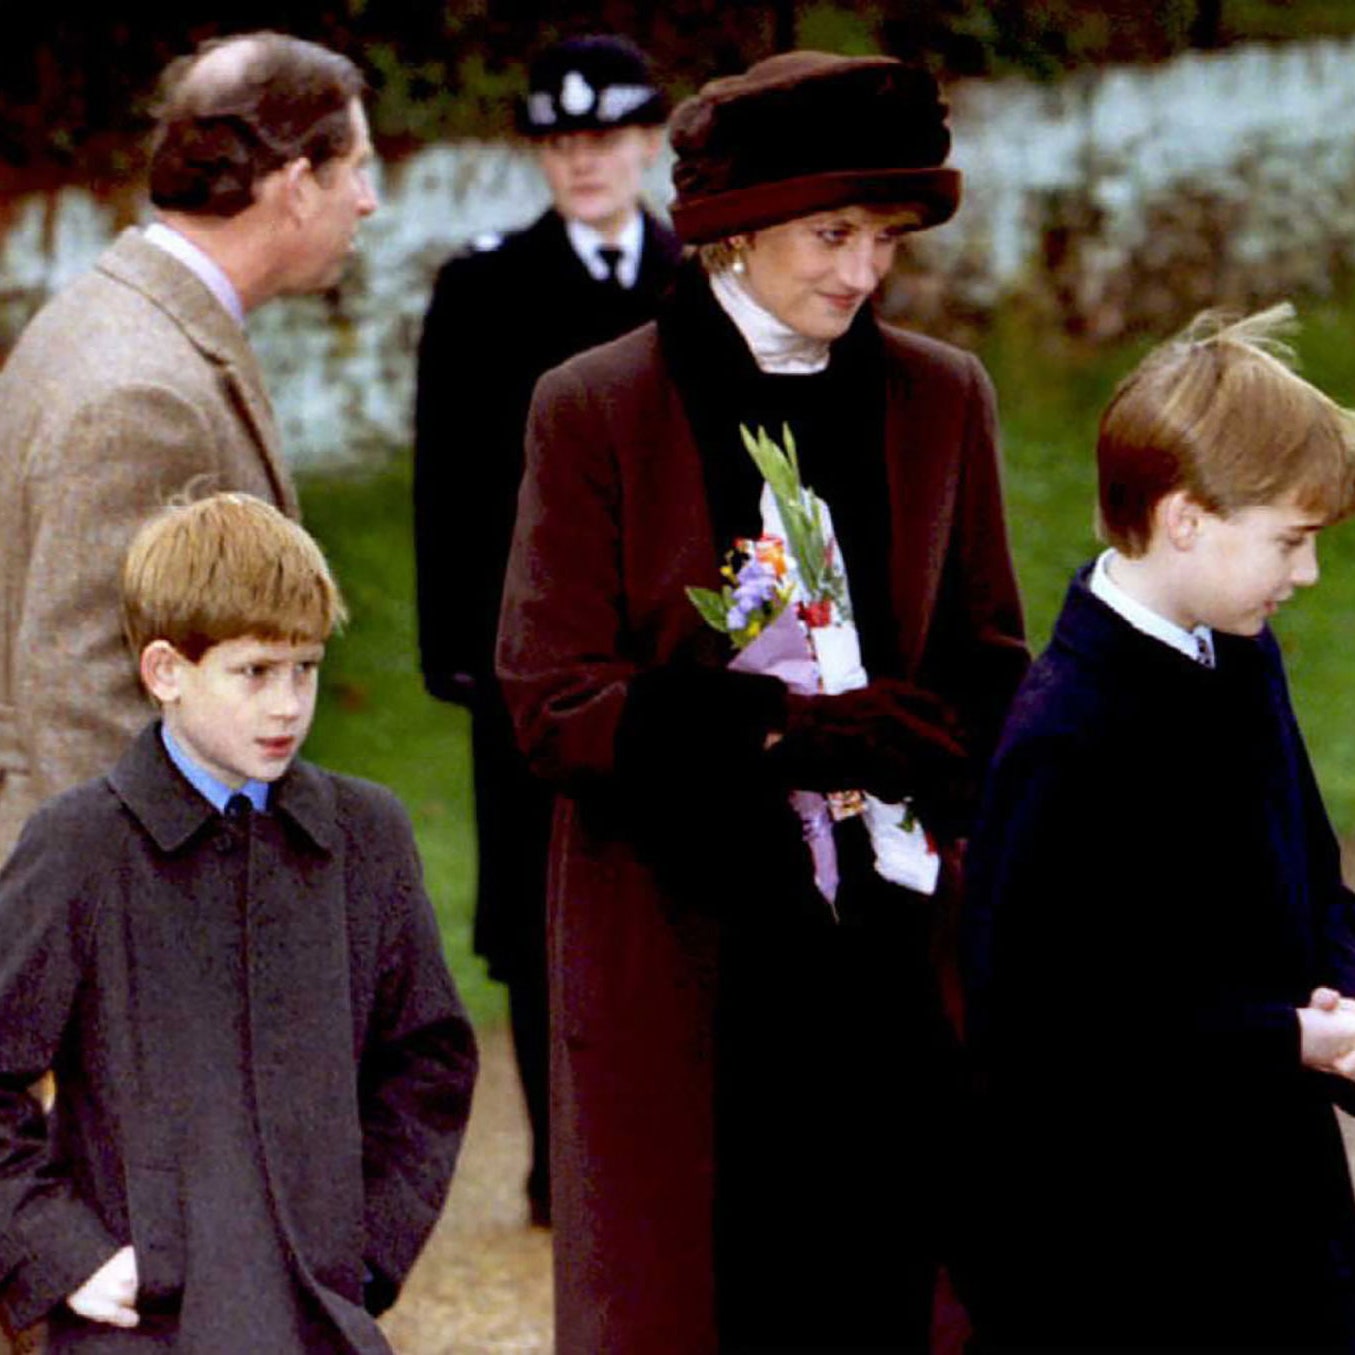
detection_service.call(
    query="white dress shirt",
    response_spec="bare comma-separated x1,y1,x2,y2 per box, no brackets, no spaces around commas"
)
566,212,645,289
1090,549,1216,667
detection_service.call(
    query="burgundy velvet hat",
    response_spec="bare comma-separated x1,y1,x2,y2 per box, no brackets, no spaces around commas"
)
669,51,961,245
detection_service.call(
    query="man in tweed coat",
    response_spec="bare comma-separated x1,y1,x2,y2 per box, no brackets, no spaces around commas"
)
0,31,378,862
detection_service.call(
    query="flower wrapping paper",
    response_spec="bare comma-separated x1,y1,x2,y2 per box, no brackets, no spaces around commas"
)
730,606,841,903
761,482,940,898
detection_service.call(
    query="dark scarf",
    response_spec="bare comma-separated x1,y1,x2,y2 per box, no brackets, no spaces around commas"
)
656,260,896,677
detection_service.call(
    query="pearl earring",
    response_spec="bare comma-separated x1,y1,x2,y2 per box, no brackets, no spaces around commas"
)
732,254,746,276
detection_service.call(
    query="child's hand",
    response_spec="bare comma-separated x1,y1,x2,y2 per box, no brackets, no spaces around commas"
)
1308,986,1355,1014
1298,997,1355,1078
67,1245,138,1327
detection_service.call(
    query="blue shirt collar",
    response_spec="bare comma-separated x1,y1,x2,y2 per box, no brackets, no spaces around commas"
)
160,723,271,814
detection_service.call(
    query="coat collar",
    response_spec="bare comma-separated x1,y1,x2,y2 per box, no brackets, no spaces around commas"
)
108,721,338,856
1051,562,1267,685
527,207,681,293
524,210,601,289
96,228,297,518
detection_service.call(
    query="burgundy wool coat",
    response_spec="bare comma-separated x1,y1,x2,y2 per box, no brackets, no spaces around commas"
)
497,304,1027,1354
0,724,478,1353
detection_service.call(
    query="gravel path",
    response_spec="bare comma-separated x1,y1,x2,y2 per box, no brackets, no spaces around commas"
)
377,1022,1355,1355
380,1025,553,1354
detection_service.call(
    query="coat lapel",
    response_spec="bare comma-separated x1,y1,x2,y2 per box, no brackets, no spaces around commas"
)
879,333,959,677
96,229,298,518
107,721,218,852
106,722,338,857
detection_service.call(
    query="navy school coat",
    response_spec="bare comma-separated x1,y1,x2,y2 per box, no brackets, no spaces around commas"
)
962,569,1355,1351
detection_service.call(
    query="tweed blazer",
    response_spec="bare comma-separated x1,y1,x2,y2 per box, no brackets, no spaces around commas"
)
0,229,298,860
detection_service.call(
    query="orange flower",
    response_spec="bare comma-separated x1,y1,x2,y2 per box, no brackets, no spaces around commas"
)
753,534,788,578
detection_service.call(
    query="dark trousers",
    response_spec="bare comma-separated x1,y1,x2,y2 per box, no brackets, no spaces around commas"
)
471,690,554,1223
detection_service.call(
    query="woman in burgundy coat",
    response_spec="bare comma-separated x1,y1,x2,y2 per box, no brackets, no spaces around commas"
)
497,52,1028,1354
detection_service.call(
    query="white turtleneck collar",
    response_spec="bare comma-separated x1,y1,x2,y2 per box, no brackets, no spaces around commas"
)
709,268,832,375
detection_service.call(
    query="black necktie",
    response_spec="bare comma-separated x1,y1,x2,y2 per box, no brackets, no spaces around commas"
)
224,792,252,821
598,246,624,288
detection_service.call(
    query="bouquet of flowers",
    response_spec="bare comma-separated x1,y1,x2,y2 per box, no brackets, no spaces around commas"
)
687,533,796,651
687,425,940,910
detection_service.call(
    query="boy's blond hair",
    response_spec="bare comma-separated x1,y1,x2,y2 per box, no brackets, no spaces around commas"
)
122,492,347,661
1098,303,1355,556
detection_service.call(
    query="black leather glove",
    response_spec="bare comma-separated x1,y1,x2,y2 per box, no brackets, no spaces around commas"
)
616,664,788,785
767,678,968,805
425,670,478,707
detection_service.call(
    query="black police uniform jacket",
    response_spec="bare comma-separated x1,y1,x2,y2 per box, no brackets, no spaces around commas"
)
0,723,478,1352
962,569,1355,1352
413,205,681,979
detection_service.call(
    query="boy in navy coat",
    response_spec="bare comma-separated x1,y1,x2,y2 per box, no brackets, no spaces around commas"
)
0,494,476,1352
963,305,1355,1351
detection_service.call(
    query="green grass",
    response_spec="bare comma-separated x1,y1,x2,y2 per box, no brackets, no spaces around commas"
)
296,289,1355,1018
297,460,504,1030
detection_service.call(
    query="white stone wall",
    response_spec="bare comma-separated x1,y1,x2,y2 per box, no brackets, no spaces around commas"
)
921,39,1355,333
4,36,1355,468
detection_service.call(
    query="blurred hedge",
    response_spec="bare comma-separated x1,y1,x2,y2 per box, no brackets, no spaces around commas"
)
4,2,1355,189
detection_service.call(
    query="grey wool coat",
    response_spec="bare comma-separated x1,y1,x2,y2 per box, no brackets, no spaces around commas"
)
0,724,478,1353
0,229,299,861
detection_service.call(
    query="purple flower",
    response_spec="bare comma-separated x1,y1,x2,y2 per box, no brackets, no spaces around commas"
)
719,553,785,634
733,559,779,611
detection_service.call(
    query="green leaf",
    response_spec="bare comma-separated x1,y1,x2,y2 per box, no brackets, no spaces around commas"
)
685,585,732,632
739,421,838,601
741,424,799,503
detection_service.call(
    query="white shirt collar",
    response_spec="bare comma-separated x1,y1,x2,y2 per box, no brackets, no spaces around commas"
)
709,268,832,375
142,221,246,326
1090,549,1215,667
565,212,644,289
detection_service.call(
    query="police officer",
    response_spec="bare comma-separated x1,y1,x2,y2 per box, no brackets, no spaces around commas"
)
413,34,681,1227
